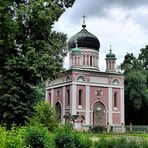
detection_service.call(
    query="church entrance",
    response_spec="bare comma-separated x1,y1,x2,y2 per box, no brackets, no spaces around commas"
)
55,102,62,122
93,101,106,125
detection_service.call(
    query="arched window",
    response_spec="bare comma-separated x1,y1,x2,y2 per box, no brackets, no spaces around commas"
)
78,89,82,106
67,89,70,106
49,93,51,102
87,55,89,65
113,79,120,85
109,61,111,69
57,91,60,97
93,56,95,66
114,92,117,108
75,57,77,65
78,57,80,66
83,55,85,65
90,56,92,66
76,75,86,81
66,75,71,82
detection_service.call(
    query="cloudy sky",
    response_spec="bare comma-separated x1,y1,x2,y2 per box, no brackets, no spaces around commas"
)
54,0,148,71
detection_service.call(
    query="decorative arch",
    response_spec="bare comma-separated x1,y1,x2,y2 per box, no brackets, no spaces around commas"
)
92,101,106,126
91,100,107,110
55,101,62,122
112,79,120,85
76,75,86,81
66,75,71,82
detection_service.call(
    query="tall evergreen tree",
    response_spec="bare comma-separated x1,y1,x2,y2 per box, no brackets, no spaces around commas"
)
0,0,75,128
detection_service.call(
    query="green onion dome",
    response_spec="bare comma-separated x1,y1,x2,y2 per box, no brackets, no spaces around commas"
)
68,25,100,51
106,49,116,59
71,46,81,54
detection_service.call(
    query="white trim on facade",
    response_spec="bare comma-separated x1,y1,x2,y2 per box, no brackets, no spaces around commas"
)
46,81,124,90
51,89,54,106
85,85,90,125
62,86,66,124
71,84,77,115
108,87,112,125
120,88,125,124
45,89,48,102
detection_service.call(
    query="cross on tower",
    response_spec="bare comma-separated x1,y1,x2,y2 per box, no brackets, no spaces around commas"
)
82,14,87,28
110,44,112,52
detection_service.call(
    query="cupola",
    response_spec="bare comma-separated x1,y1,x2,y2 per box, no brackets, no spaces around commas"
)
68,15,100,51
106,46,116,73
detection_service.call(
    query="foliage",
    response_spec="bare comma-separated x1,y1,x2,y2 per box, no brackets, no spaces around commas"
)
24,125,50,148
0,125,27,148
79,135,92,148
0,0,75,128
54,123,81,148
28,101,58,131
138,45,148,70
121,48,148,124
93,137,148,148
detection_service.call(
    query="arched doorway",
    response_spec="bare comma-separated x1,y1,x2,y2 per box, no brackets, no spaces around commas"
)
93,101,106,125
55,102,62,122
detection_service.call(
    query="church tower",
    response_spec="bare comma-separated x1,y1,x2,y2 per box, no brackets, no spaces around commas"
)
106,46,116,73
68,15,100,70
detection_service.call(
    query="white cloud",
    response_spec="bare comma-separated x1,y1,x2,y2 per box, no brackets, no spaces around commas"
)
54,0,148,71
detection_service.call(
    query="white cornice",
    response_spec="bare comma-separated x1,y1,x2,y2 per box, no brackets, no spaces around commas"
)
46,81,124,90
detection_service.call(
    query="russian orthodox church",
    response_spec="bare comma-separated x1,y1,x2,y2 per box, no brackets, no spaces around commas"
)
46,16,124,131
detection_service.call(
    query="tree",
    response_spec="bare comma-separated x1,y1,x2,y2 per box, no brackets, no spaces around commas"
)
0,0,75,128
121,51,148,124
138,45,148,70
28,101,58,131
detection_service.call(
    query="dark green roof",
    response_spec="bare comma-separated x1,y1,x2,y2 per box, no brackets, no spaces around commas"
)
68,28,100,50
71,47,81,54
106,50,116,59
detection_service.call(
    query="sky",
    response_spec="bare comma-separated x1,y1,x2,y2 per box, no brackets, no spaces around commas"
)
54,0,148,71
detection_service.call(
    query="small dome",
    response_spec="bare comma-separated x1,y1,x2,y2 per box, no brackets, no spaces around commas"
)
68,27,100,51
71,47,81,54
106,50,116,59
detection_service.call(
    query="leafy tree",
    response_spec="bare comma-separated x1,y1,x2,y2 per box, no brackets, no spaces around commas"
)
0,0,75,128
122,50,148,124
139,45,148,70
29,101,58,131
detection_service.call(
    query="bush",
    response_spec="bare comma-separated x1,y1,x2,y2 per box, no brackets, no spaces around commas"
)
80,136,92,148
0,125,27,148
28,101,58,131
94,137,147,148
54,123,81,148
94,138,116,148
0,126,7,148
24,125,50,148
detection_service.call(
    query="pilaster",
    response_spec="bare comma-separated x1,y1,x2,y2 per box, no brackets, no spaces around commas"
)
62,86,66,124
85,85,90,125
71,84,76,115
120,88,125,124
51,89,54,106
108,87,112,125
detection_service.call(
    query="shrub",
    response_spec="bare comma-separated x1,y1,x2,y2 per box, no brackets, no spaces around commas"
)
28,101,58,131
0,125,27,148
24,125,50,148
94,137,146,148
80,136,92,148
94,138,116,148
0,126,7,148
54,123,81,148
